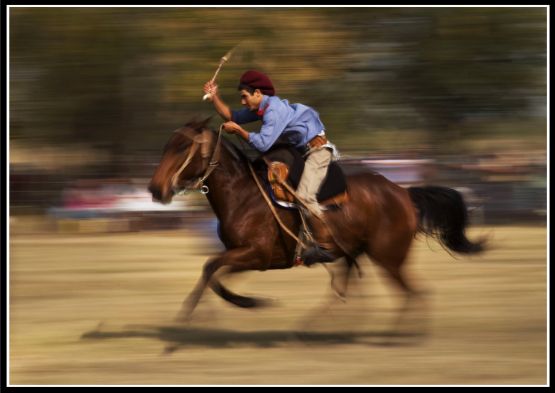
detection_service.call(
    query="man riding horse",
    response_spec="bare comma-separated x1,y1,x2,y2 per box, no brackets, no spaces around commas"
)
203,70,339,265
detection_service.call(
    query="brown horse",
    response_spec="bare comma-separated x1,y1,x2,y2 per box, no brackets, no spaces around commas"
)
148,119,485,322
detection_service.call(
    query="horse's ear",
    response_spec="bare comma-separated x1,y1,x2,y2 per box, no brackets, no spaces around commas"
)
199,116,213,130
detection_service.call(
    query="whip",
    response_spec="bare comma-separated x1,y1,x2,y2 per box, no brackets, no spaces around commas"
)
202,45,238,101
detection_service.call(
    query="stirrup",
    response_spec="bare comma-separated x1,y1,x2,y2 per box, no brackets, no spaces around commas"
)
293,227,310,266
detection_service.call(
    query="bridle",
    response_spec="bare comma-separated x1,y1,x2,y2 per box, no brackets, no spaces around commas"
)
170,125,223,195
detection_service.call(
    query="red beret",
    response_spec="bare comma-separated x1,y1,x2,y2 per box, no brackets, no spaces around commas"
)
238,70,275,96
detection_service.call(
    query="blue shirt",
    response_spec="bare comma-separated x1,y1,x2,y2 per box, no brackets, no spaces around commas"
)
231,95,325,153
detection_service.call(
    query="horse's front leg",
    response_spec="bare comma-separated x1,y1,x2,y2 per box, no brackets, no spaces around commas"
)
175,247,259,322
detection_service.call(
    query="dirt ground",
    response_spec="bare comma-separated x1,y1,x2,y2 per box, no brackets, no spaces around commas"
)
8,224,547,386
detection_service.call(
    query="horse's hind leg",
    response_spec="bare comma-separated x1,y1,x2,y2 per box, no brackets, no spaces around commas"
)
367,237,427,338
175,247,260,322
378,258,429,339
296,256,361,334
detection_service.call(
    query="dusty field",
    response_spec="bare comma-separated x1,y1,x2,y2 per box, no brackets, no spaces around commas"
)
9,224,547,385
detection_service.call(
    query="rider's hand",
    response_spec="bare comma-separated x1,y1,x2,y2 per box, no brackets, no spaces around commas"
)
203,81,219,101
222,121,242,135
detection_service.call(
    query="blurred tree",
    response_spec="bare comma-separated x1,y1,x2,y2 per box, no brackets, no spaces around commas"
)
317,7,546,153
9,7,547,171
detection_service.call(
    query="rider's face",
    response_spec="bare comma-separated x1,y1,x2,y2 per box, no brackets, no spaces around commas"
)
240,89,263,111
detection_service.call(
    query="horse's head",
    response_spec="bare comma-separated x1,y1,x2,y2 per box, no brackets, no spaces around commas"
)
148,118,214,204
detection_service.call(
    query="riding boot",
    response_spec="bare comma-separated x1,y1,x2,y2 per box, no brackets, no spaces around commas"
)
300,211,338,266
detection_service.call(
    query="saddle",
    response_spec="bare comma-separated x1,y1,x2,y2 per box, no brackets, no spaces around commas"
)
261,146,348,209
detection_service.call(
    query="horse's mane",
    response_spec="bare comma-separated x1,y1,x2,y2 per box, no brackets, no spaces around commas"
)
183,117,251,163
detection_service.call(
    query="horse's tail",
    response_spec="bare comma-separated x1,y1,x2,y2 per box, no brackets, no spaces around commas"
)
408,186,486,254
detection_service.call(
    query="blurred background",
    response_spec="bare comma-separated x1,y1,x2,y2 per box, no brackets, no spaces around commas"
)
9,6,547,232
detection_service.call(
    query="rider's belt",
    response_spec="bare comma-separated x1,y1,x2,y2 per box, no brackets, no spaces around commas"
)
307,135,328,149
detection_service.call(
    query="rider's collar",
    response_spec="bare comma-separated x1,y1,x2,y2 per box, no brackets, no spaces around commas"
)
256,95,270,116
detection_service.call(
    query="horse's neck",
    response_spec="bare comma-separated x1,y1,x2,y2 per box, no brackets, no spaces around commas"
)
203,141,252,220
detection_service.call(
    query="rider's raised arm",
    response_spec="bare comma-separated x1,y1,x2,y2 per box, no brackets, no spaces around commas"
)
204,81,232,121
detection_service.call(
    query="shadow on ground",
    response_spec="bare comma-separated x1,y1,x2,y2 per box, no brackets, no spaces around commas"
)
81,323,427,354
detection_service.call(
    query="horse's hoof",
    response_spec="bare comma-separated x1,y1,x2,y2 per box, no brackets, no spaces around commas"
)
235,296,274,308
332,290,347,302
251,297,276,308
174,311,192,324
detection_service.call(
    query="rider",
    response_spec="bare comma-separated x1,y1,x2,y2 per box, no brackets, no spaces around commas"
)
203,69,339,264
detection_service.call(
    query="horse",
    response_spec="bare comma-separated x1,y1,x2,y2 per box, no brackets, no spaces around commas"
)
148,118,486,322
